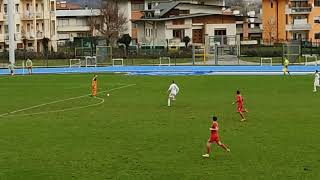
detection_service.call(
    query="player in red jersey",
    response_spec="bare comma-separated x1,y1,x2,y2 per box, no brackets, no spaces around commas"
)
202,116,230,158
232,90,248,121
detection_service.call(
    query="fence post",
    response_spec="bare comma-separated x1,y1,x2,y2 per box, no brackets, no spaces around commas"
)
192,45,195,66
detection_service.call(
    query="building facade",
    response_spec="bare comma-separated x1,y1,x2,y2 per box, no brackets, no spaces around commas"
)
133,2,237,47
130,0,225,44
262,0,320,43
0,0,57,52
56,8,100,43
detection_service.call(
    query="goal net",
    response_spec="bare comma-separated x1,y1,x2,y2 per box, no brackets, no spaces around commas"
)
96,46,112,66
112,58,124,66
75,47,94,58
260,58,273,66
303,55,318,66
69,59,81,68
159,57,171,66
283,43,300,63
85,56,97,67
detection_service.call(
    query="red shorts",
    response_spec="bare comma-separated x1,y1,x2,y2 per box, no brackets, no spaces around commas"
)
237,105,243,112
209,134,220,143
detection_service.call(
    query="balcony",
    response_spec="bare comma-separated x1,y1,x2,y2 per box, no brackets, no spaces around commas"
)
57,25,90,32
15,33,21,40
25,32,35,39
21,12,34,20
36,31,44,39
35,12,44,19
286,19,311,31
286,5,312,14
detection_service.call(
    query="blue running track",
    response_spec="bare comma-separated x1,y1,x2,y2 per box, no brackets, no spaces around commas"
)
0,66,319,76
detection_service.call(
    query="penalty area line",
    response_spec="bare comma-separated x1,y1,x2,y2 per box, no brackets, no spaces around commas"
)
0,84,136,118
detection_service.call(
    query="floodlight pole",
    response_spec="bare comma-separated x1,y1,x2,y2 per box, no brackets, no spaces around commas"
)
8,0,15,64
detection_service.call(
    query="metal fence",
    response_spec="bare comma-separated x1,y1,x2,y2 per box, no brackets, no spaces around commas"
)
1,39,320,68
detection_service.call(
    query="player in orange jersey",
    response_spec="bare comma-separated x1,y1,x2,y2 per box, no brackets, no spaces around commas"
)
91,75,98,97
202,116,230,158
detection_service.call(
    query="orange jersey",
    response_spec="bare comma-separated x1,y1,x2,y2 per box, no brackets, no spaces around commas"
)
92,78,97,88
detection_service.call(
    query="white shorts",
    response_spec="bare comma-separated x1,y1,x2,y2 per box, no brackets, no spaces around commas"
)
169,92,177,98
315,81,319,86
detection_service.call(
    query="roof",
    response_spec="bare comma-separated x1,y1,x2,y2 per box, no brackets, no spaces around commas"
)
145,2,224,18
133,13,235,22
56,9,100,17
151,2,180,17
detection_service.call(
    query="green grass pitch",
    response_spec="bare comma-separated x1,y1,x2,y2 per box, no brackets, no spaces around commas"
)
0,74,319,180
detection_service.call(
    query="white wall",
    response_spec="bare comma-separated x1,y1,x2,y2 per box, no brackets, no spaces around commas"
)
118,0,131,36
205,24,236,36
177,4,222,14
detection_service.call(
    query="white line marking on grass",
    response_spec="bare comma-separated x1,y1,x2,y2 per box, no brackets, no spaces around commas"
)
2,96,105,117
0,84,136,118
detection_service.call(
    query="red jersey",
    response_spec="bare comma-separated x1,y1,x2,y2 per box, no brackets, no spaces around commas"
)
210,122,219,136
237,95,243,106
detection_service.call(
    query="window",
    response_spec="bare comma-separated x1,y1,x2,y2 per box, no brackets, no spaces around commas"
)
173,29,185,40
214,29,227,36
147,3,152,10
76,18,86,26
28,43,33,47
145,28,153,37
15,4,19,13
36,4,38,12
271,2,273,8
58,19,69,26
4,4,7,14
314,16,320,23
132,22,138,29
132,3,144,11
315,0,320,6
4,25,8,34
315,33,320,39
51,20,55,35
16,24,20,32
26,3,30,11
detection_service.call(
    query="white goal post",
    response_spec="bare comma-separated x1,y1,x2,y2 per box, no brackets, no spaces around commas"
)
260,58,273,66
159,57,171,66
303,55,318,66
69,59,81,68
112,58,124,66
85,56,97,67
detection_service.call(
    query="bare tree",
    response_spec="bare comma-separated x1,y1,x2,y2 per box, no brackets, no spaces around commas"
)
263,17,276,45
96,0,128,46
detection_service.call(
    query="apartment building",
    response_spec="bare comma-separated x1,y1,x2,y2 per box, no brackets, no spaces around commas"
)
0,0,57,52
262,0,320,43
56,8,100,44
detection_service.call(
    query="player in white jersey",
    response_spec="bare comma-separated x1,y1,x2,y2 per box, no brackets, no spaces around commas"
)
167,80,179,107
314,70,320,92
8,63,15,76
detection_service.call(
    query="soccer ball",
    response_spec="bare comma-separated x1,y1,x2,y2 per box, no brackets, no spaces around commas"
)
107,94,110,96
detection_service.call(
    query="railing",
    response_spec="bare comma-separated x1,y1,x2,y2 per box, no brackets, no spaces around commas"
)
286,23,311,31
37,32,44,39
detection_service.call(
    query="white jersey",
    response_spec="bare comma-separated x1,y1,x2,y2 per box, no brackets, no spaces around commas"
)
168,83,179,95
315,73,320,83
